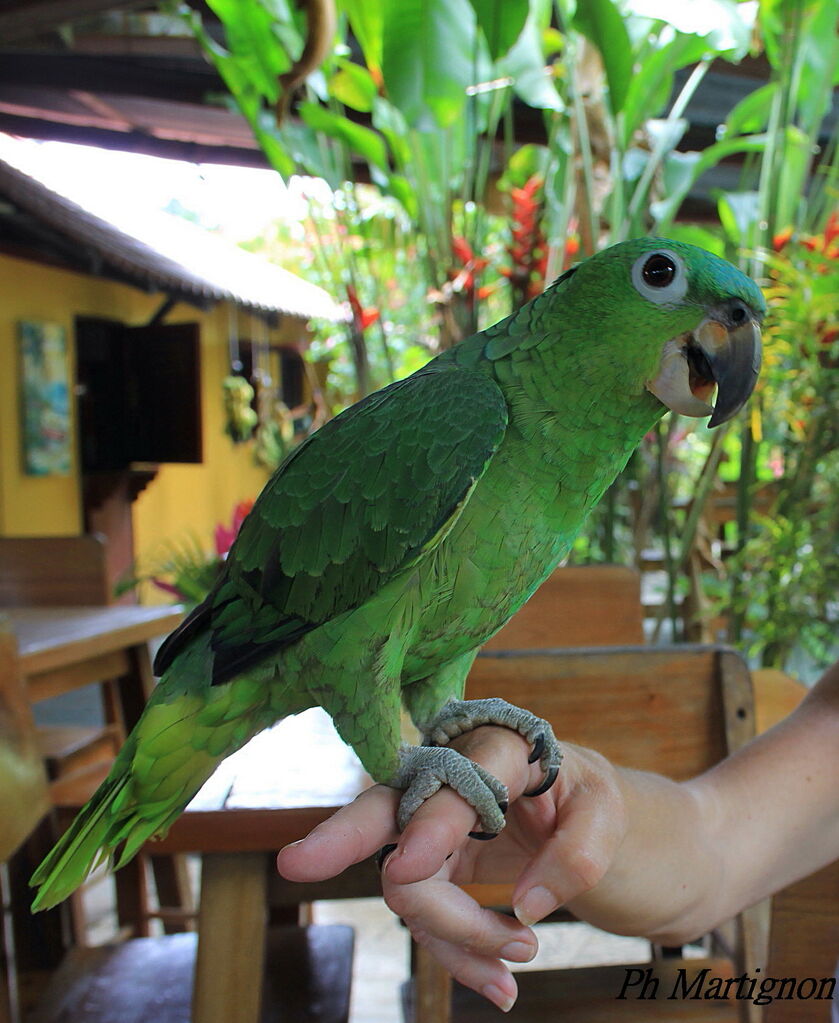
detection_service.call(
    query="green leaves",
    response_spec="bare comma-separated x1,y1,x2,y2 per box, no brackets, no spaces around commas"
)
467,0,530,60
328,59,378,112
380,0,479,128
299,103,389,173
572,0,632,115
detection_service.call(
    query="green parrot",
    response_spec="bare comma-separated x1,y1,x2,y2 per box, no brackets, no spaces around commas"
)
31,238,764,910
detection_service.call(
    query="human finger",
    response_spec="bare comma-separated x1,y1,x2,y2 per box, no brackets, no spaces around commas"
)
410,926,520,1013
277,783,400,882
385,725,544,885
384,875,536,1012
512,748,626,924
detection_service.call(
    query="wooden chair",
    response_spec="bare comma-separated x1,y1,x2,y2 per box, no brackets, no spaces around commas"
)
483,564,646,650
0,536,112,608
763,859,839,1023
0,618,355,1023
412,644,761,1023
0,620,50,1023
0,535,191,943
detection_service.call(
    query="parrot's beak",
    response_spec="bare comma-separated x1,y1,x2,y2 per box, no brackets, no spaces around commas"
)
647,304,762,428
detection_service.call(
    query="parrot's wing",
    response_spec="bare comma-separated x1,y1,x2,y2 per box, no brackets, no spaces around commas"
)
154,365,508,684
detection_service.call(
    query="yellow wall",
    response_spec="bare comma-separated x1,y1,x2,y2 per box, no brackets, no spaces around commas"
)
0,252,305,597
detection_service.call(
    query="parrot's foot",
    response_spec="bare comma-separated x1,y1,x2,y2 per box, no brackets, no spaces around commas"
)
392,744,509,835
422,697,562,800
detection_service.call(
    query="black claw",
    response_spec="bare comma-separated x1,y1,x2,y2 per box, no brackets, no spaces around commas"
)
528,734,545,764
375,843,398,871
468,828,501,841
524,763,560,798
467,796,507,840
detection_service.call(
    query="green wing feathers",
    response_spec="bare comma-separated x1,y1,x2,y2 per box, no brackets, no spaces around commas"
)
30,640,272,910
31,364,509,910
155,364,509,684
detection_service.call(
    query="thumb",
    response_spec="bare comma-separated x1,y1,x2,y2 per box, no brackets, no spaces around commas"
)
512,752,626,925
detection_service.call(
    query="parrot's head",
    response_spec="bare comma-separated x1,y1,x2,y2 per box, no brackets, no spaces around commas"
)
562,237,765,428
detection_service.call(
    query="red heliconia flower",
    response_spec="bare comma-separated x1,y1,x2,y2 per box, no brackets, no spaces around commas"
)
451,235,474,265
360,307,380,330
506,174,550,302
772,227,794,252
346,283,380,334
823,211,839,248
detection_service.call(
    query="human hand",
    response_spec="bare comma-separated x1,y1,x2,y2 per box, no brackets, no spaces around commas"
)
277,727,627,1012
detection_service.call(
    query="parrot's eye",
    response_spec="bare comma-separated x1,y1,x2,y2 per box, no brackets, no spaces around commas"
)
642,254,676,287
631,248,688,305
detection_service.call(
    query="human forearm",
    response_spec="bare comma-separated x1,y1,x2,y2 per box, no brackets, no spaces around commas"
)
567,664,839,942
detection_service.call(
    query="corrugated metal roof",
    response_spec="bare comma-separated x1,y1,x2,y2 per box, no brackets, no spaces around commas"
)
0,154,344,321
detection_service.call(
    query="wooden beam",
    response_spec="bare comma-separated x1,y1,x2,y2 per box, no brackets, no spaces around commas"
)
0,52,222,103
0,1,147,43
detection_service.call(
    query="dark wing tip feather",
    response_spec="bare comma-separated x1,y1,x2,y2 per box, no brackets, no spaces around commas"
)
152,600,213,676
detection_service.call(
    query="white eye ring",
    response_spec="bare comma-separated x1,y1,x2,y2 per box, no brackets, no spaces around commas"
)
631,249,688,305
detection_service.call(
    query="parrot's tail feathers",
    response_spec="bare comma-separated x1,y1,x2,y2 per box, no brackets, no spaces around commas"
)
29,771,137,912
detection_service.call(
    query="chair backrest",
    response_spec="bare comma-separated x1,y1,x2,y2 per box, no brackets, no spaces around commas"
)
0,536,110,607
0,619,49,863
764,859,839,1023
483,565,645,652
466,644,754,779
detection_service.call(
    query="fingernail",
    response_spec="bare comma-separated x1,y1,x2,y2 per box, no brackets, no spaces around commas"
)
514,885,559,926
482,983,516,1013
375,843,399,872
499,939,536,963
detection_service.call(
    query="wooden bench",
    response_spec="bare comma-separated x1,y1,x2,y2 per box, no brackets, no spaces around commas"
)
764,858,839,1023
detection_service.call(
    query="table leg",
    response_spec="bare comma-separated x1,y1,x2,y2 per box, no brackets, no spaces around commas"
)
413,941,452,1023
192,852,267,1023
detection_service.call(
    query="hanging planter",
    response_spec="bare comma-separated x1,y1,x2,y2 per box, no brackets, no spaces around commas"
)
222,304,257,444
223,373,258,443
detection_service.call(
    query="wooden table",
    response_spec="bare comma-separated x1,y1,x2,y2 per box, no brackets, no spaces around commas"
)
7,604,189,944
154,708,375,1023
8,606,377,1021
8,604,184,708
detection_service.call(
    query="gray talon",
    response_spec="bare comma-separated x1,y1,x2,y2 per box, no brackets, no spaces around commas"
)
422,697,563,790
393,745,508,834
392,698,562,833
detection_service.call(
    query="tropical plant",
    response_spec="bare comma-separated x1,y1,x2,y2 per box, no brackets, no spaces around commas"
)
705,218,839,670
117,500,254,605
174,0,760,381
170,0,839,675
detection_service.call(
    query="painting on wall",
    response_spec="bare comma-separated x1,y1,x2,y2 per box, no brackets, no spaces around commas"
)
18,321,71,476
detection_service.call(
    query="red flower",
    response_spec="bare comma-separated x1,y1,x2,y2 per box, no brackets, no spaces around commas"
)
772,227,794,252
215,499,255,557
346,284,380,334
451,236,474,265
823,211,839,248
